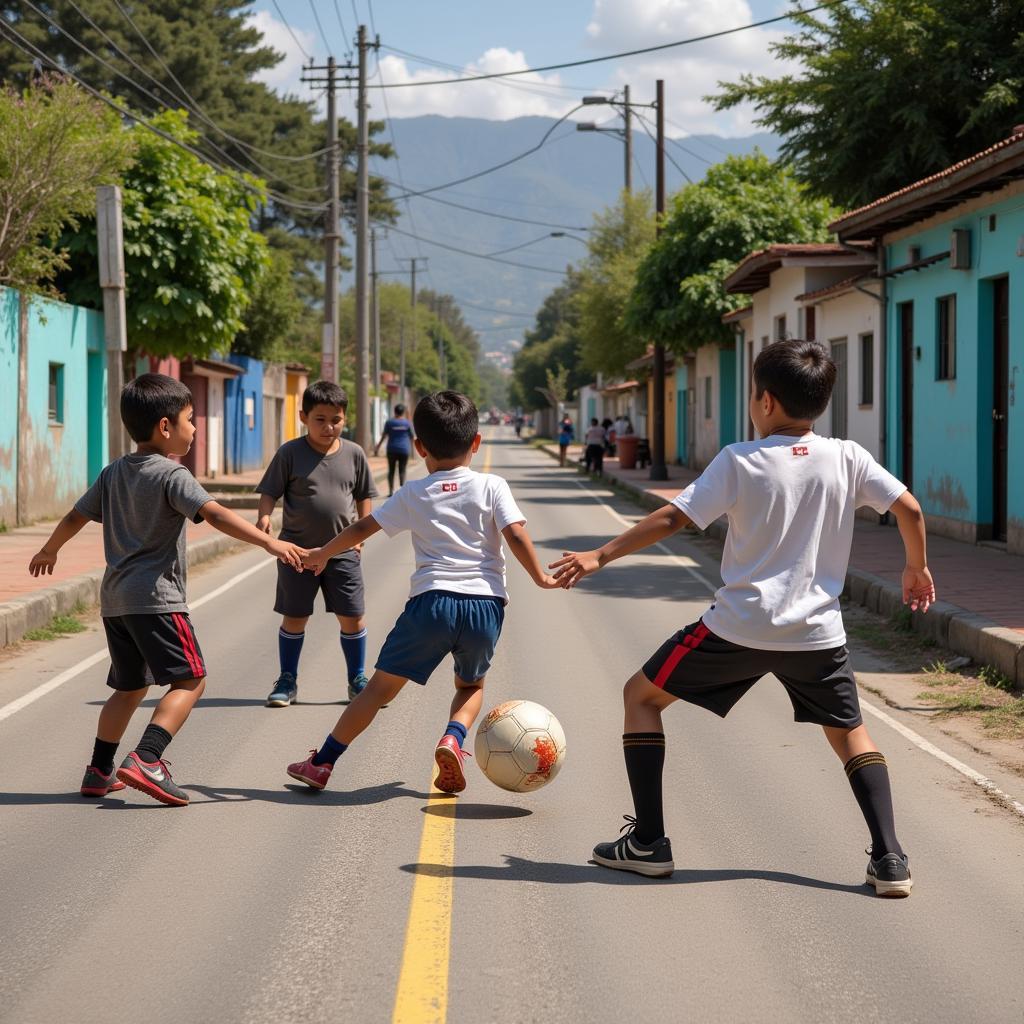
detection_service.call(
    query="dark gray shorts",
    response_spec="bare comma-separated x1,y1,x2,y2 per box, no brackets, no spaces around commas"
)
641,619,862,729
274,551,365,618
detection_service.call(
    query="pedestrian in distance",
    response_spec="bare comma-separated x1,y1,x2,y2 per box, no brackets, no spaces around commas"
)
287,390,559,795
552,339,934,896
557,415,575,467
514,413,525,439
257,381,379,708
601,417,614,456
28,373,307,806
375,403,415,497
584,418,606,474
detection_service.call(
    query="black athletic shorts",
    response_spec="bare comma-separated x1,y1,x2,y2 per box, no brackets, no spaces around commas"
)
274,550,365,618
641,619,862,729
103,613,207,690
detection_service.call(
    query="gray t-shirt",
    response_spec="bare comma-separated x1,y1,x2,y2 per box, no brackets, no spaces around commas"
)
74,453,213,617
256,437,378,553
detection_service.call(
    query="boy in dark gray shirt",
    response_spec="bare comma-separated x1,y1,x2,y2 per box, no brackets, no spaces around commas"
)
256,381,378,707
29,374,306,806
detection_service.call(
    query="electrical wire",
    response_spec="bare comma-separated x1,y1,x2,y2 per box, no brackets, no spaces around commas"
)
484,233,568,258
635,112,693,184
365,1,852,88
271,0,312,61
633,111,712,166
307,0,332,57
0,17,326,212
333,0,352,51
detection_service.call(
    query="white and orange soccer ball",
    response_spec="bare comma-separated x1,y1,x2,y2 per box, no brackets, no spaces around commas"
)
474,700,566,793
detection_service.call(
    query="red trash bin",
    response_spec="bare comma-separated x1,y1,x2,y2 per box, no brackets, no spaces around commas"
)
617,435,639,470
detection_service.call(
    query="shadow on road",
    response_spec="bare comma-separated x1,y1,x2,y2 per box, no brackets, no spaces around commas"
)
185,780,436,806
84,698,348,708
422,802,531,820
401,855,869,895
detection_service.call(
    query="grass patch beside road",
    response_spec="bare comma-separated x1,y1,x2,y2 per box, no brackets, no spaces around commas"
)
23,602,89,642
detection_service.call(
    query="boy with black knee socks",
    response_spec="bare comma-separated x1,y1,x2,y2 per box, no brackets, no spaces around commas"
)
552,339,934,895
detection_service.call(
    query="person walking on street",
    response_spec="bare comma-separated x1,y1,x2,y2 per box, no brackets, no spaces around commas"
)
584,418,606,474
557,415,575,467
375,404,415,497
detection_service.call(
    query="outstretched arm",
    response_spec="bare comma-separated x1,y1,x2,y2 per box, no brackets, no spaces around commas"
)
28,508,90,576
255,493,277,534
502,522,558,589
304,515,383,573
550,504,692,589
889,491,935,612
200,501,306,570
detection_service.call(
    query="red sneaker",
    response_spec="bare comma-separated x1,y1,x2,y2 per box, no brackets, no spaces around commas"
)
287,751,333,790
80,765,127,797
434,735,469,794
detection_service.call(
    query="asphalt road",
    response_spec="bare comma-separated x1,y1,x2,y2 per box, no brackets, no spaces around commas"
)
1,431,1022,1024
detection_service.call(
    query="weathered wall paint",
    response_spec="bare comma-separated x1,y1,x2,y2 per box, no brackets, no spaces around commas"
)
0,288,18,526
225,355,264,473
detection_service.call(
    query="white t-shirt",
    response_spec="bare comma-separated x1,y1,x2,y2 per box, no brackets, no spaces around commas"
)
585,426,606,445
671,434,906,651
371,467,526,602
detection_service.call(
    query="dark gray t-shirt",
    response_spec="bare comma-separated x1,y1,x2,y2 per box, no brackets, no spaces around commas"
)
256,437,378,553
74,454,213,617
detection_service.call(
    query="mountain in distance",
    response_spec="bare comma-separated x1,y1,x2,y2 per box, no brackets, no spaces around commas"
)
344,114,780,365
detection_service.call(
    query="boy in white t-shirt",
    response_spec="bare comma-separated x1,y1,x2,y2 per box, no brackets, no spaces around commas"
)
287,391,558,794
552,340,936,896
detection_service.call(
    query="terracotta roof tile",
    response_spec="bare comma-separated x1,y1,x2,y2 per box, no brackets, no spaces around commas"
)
796,270,875,303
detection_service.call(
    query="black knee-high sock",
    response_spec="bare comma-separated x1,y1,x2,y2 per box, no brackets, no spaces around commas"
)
91,738,119,776
623,733,666,844
135,724,173,764
845,752,903,858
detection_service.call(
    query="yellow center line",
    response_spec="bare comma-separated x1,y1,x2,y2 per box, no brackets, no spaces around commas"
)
392,438,492,1023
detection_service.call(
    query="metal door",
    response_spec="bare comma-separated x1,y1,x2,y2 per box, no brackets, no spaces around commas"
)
993,277,1009,541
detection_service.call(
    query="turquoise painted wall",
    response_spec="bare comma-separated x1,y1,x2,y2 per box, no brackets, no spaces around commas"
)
886,189,1024,533
674,365,688,464
718,347,737,448
0,288,18,525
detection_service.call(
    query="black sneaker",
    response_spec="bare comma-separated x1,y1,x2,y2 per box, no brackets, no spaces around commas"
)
592,816,674,878
115,752,189,807
267,672,298,707
866,849,913,897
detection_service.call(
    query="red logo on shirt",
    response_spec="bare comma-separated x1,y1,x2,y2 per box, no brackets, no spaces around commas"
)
792,445,809,456
441,482,459,493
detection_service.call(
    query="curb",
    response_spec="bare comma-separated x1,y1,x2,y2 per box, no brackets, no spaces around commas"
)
534,442,1024,686
0,462,395,649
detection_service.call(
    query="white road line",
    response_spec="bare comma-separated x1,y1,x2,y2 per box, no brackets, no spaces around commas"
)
565,475,718,592
555,463,1024,822
0,557,274,725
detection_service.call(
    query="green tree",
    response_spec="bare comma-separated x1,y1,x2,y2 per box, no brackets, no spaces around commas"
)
477,361,510,410
576,189,656,376
0,76,134,293
233,246,303,360
60,109,268,358
712,0,1024,207
626,153,837,350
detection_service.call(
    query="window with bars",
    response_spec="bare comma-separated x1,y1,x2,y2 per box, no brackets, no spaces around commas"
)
859,333,874,406
48,363,64,424
830,340,848,438
704,376,712,419
774,314,787,341
937,295,956,380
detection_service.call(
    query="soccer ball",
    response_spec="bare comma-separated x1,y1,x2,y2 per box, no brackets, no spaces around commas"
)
474,700,566,792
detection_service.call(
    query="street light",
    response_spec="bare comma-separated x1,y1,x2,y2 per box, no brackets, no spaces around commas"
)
549,231,588,246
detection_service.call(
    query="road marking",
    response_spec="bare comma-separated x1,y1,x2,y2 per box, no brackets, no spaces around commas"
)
860,697,1024,819
0,557,274,725
545,455,1024,822
392,785,457,1024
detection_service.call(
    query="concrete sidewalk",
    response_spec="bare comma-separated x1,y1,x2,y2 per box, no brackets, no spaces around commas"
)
0,453,397,647
539,440,1024,685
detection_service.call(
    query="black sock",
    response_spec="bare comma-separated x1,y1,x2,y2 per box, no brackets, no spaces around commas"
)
135,724,173,764
623,732,666,844
845,752,904,859
91,738,119,776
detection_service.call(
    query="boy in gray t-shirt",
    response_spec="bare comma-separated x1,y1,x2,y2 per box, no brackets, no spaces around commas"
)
29,374,306,806
256,381,378,707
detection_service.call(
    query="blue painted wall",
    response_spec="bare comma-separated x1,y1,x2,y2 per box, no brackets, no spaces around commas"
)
885,188,1024,542
224,354,264,473
0,288,18,525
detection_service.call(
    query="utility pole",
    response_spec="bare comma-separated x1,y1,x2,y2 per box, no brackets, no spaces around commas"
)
623,84,632,194
97,185,128,459
398,254,427,365
399,320,406,409
370,227,381,397
650,78,668,481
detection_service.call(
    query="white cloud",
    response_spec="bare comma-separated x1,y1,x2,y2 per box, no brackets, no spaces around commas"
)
248,10,316,98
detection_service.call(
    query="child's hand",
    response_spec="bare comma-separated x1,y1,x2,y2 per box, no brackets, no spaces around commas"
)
537,573,561,590
268,539,307,571
302,547,329,576
28,549,57,576
549,550,602,589
256,514,272,535
902,566,936,613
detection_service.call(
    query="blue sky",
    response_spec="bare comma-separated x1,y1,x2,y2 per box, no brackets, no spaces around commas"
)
250,0,799,136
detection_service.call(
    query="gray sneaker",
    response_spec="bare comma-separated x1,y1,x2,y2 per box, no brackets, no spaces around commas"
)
592,815,674,878
116,752,189,807
866,850,912,897
267,672,298,707
347,672,369,702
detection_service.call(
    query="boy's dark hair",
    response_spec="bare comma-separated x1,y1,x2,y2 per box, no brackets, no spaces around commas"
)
590,418,599,426
413,391,479,460
302,380,348,414
753,339,836,420
120,373,192,443
394,403,406,415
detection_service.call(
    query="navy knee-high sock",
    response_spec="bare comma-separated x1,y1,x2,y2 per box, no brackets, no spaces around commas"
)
278,628,305,678
340,629,367,682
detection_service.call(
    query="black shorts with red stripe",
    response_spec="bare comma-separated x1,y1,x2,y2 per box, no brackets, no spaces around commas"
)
102,613,207,690
641,619,862,729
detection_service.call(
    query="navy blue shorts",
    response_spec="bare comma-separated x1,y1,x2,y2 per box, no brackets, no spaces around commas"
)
376,590,505,685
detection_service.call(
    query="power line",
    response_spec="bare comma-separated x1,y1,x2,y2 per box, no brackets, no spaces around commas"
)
484,233,567,258
271,0,312,61
307,0,332,57
635,112,693,184
383,223,568,275
333,0,352,50
0,17,325,213
365,1,852,88
456,300,537,316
